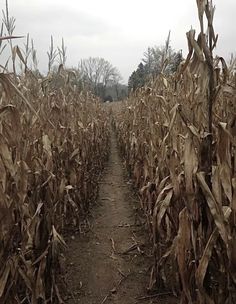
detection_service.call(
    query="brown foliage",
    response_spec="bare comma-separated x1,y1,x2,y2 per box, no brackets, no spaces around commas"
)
0,70,109,303
114,2,236,302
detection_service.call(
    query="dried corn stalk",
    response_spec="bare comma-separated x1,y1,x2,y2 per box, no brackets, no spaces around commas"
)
0,68,110,303
114,1,236,302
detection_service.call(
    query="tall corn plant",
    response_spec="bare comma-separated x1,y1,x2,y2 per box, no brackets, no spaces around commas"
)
114,1,236,303
0,24,110,304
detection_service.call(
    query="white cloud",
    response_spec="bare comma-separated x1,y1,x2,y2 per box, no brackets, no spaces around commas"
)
1,0,235,83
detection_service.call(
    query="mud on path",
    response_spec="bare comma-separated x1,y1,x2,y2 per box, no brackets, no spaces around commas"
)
63,129,152,304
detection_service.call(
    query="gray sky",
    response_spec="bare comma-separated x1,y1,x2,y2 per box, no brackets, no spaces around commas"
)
3,0,236,83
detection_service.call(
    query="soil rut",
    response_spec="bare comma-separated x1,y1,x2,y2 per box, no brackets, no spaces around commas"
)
64,129,151,304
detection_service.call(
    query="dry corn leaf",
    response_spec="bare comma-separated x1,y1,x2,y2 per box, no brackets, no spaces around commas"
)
0,263,10,298
217,123,232,202
196,206,231,304
175,207,192,303
197,172,230,246
184,131,198,194
0,134,15,177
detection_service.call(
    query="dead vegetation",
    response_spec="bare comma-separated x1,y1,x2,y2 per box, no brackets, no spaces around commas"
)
0,2,111,301
0,0,235,303
114,1,236,303
0,36,109,304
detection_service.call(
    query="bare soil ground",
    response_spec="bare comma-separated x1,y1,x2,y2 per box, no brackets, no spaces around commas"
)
62,129,177,304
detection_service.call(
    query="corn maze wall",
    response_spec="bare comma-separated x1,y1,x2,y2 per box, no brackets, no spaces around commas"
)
0,0,235,303
114,2,236,303
0,71,110,303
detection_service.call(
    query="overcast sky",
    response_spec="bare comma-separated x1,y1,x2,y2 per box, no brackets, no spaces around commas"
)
2,0,236,83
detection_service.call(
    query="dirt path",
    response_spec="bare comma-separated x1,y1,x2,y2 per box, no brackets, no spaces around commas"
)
63,129,151,304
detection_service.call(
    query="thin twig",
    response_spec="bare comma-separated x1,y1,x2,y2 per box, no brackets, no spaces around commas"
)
100,270,130,304
100,294,109,304
110,237,116,253
122,243,138,254
136,291,173,300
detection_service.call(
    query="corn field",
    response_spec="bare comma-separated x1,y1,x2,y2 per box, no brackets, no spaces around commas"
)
114,2,236,303
0,69,109,303
0,0,236,303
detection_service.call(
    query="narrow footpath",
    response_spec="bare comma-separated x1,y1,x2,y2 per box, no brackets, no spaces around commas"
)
63,129,151,304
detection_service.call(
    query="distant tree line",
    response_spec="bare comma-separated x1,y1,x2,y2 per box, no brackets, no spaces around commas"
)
47,56,128,101
128,32,183,93
78,57,127,101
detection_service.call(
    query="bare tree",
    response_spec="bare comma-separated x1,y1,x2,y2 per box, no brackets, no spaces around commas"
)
79,57,121,99
110,73,122,100
142,31,183,78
